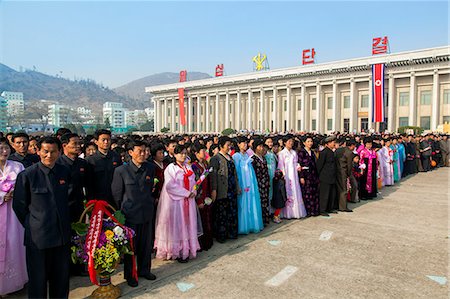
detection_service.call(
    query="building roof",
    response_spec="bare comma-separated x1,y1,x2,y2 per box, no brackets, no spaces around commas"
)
145,46,450,94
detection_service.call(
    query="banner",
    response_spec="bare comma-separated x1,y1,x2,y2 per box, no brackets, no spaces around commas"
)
178,88,186,126
372,64,385,123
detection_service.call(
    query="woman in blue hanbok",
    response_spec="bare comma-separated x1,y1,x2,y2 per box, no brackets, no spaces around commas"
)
232,137,263,234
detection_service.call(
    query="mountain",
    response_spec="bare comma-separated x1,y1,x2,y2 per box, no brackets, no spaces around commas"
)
114,72,212,102
0,63,142,112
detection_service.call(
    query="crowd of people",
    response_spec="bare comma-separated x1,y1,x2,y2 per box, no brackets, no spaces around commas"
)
0,128,448,298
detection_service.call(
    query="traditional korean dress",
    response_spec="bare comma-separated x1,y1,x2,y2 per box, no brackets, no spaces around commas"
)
390,144,400,182
277,148,307,219
264,150,277,210
251,154,271,225
233,152,263,234
379,146,394,186
154,162,200,260
0,160,27,296
359,147,378,199
397,142,406,177
191,161,214,251
297,148,320,217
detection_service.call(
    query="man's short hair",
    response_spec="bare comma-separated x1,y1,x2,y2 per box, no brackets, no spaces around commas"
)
12,132,29,142
94,129,112,140
37,136,62,150
60,133,79,145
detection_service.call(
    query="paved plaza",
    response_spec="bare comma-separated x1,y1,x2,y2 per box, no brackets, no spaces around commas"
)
9,168,449,299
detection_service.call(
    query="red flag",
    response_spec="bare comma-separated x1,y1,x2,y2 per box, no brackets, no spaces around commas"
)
178,88,186,126
372,64,385,123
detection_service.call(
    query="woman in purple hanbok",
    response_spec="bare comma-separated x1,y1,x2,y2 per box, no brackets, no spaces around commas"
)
298,136,320,217
0,138,28,296
379,138,394,186
277,135,307,219
154,145,201,263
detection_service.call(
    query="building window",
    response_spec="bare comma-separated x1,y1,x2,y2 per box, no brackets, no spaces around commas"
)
443,89,450,104
327,118,333,131
343,96,350,109
399,117,409,127
420,90,431,105
399,92,409,106
327,97,333,109
284,100,287,111
168,108,171,117
443,116,450,124
361,118,368,131
271,101,274,112
360,95,369,108
420,116,431,130
297,99,301,110
311,119,317,131
343,118,350,132
311,98,317,110
297,119,301,129
176,108,179,117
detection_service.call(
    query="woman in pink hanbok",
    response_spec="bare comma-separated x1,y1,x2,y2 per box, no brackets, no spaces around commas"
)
154,144,200,263
0,138,28,296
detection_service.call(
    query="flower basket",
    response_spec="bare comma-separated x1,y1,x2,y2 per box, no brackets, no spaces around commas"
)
71,200,137,299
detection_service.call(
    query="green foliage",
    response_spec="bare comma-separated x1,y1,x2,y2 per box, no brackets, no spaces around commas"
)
139,120,154,131
221,128,236,136
161,127,170,133
104,117,111,129
112,210,126,225
398,126,424,135
71,222,89,236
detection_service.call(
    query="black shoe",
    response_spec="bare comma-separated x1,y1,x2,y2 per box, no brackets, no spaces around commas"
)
339,209,353,212
329,210,338,214
142,273,156,280
176,257,189,263
127,279,138,287
216,238,226,244
321,212,329,216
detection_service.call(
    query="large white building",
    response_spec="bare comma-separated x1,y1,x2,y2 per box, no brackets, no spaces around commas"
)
103,102,126,129
146,46,450,133
125,109,148,128
48,104,72,127
0,96,7,131
1,91,25,119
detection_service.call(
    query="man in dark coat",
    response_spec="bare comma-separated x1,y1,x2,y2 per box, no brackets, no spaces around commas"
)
335,139,356,212
112,140,157,287
13,137,71,299
420,134,433,172
316,136,338,216
86,129,122,208
8,132,39,168
404,134,417,176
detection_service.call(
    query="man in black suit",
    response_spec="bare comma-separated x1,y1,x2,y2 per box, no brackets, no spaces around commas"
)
86,129,122,208
8,132,39,168
112,140,157,288
316,136,337,216
13,137,71,299
335,139,356,212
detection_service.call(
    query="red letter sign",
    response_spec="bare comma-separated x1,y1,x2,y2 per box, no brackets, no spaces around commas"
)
302,48,316,65
372,36,389,55
179,70,187,82
215,64,224,77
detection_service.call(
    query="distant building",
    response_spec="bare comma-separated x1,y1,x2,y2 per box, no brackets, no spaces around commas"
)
0,96,7,132
48,104,72,128
125,109,148,128
25,123,55,134
103,102,126,129
144,108,154,121
1,91,25,120
77,106,95,124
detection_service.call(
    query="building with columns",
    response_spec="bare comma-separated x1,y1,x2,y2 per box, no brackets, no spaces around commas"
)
146,46,450,134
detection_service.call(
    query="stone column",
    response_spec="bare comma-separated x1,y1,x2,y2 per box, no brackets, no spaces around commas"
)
187,95,192,132
388,75,395,132
153,98,158,133
225,90,230,129
197,95,201,132
205,95,210,132
286,85,291,132
215,93,220,132
316,83,322,132
247,89,253,130
409,73,416,126
272,87,278,132
300,84,306,131
237,91,241,131
259,88,265,131
431,70,440,131
350,79,357,132
332,81,339,132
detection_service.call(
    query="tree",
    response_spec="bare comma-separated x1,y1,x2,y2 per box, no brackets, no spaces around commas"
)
161,127,170,133
221,128,236,136
104,117,111,130
139,120,154,132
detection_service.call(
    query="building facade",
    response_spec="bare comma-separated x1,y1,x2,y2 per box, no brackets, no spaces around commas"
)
0,96,7,131
146,46,450,133
103,102,126,129
1,91,25,120
48,104,72,128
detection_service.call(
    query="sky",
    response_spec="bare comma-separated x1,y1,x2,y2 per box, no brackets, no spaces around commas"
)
0,1,448,88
